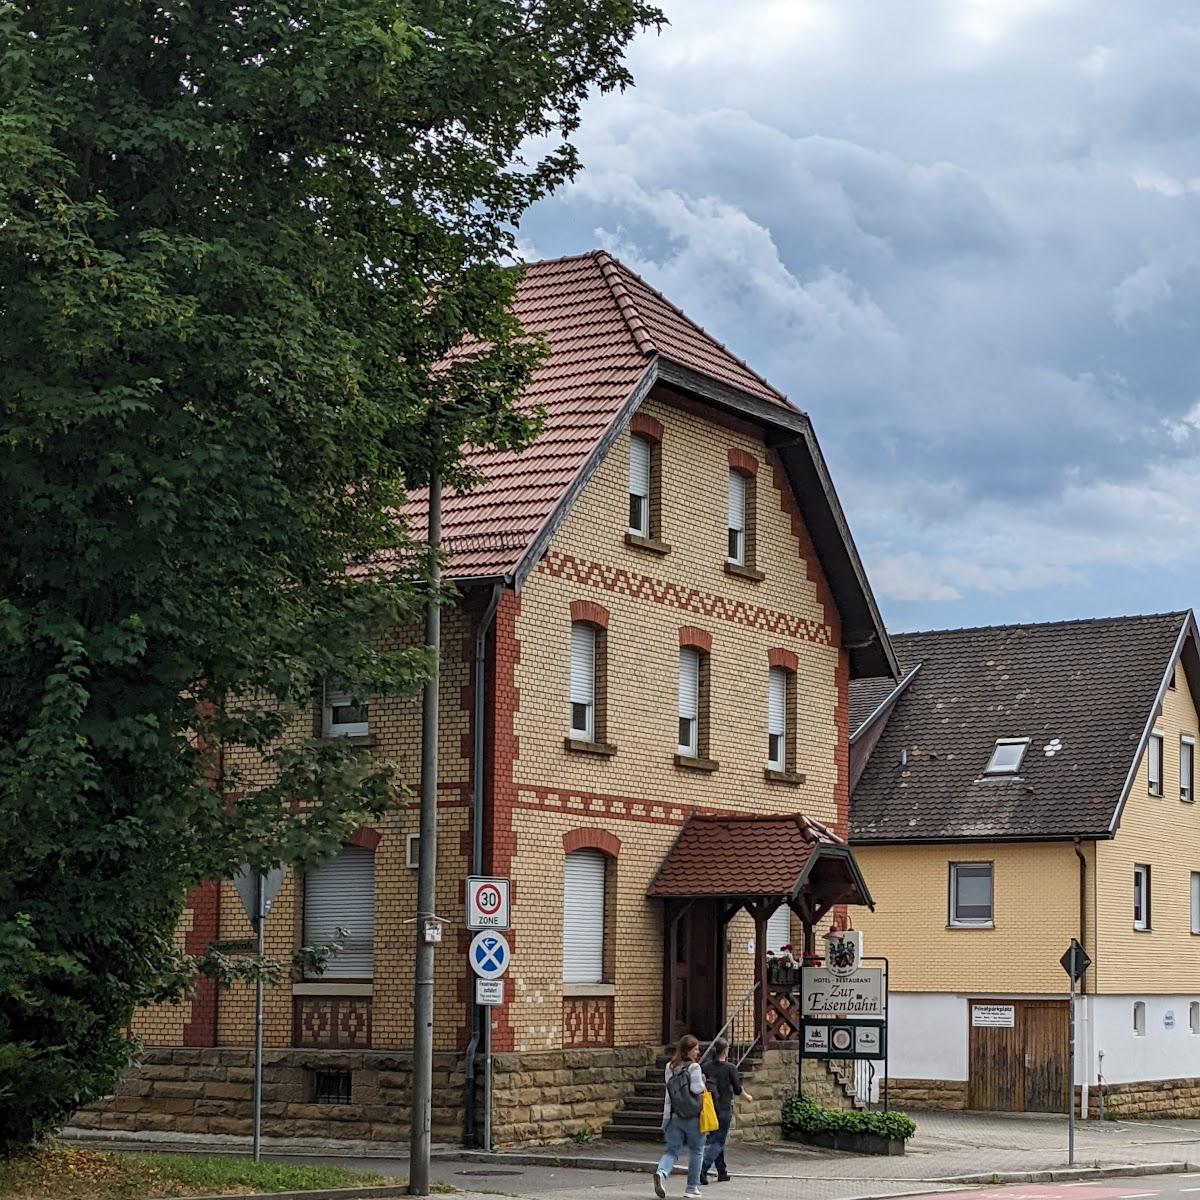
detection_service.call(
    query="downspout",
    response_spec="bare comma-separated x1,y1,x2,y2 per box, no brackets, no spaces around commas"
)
1074,839,1089,1118
1074,839,1087,995
463,582,503,1147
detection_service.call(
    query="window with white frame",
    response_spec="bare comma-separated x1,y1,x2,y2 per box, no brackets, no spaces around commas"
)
322,680,368,738
1191,1001,1199,1035
303,845,375,979
677,648,701,757
1192,872,1200,935
949,862,994,926
406,833,420,870
1133,1001,1146,1036
727,471,747,565
766,905,791,956
563,850,607,984
1148,732,1164,795
569,622,596,741
767,667,788,771
628,435,652,537
1183,737,1195,802
984,738,1028,775
1134,864,1151,930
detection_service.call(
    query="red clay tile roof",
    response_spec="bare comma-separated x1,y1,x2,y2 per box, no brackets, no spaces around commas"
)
646,813,843,899
404,251,793,580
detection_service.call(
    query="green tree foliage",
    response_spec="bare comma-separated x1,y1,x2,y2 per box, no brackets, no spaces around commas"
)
0,0,663,1151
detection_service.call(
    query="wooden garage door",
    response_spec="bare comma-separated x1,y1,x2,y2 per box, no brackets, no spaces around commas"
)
968,1000,1068,1113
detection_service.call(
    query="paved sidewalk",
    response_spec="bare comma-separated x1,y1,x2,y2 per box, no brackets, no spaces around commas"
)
68,1111,1200,1200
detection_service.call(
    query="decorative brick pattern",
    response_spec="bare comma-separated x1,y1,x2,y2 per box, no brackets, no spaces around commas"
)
563,828,622,856
294,996,373,1049
768,647,799,672
182,883,220,1047
630,412,665,442
728,448,759,476
563,996,614,1047
569,599,609,629
539,552,834,646
678,624,712,652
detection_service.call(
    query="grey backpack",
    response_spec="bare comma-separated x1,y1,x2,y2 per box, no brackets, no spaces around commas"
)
666,1065,701,1119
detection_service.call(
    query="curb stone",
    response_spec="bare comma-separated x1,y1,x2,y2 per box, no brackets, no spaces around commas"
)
929,1160,1191,1185
451,1149,1193,1184
149,1189,414,1200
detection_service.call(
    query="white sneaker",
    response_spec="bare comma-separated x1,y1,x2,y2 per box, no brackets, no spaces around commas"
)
685,1190,702,1198
653,1172,667,1198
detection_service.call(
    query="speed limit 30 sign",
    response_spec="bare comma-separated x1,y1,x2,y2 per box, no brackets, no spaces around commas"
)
466,876,510,930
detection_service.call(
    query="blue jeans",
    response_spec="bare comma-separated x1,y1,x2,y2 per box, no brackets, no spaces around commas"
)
657,1114,705,1189
702,1108,732,1176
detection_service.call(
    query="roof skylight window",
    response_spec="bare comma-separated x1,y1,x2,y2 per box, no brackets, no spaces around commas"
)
984,738,1029,775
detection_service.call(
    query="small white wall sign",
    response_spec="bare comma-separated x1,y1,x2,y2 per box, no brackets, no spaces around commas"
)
476,978,505,1006
972,1004,1016,1028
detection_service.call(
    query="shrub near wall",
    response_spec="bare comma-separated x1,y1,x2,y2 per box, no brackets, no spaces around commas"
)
781,1095,916,1156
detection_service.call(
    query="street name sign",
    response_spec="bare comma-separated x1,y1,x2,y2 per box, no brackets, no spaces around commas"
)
466,876,511,930
469,930,511,979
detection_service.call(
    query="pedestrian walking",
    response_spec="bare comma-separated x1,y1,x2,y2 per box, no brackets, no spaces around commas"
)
654,1033,707,1199
699,1037,752,1184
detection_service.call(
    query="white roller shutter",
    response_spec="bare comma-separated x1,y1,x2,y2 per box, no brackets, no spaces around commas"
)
304,846,375,979
767,668,786,736
678,649,699,720
629,435,651,497
767,667,787,769
727,471,746,563
767,906,791,955
569,623,596,737
563,851,606,983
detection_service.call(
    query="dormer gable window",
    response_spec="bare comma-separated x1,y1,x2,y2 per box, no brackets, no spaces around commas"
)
984,738,1029,775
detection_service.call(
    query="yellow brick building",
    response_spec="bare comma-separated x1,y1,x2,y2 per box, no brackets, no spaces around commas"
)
77,252,897,1146
850,612,1200,1116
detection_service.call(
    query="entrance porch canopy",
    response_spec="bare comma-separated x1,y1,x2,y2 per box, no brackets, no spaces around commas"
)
647,813,874,1047
646,812,874,934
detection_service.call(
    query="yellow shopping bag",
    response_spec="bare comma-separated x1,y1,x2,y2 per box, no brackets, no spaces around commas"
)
699,1088,719,1135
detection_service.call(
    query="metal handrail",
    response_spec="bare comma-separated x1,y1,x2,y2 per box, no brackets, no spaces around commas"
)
701,981,761,1069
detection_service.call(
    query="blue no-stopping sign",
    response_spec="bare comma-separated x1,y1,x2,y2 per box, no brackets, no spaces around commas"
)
469,930,511,979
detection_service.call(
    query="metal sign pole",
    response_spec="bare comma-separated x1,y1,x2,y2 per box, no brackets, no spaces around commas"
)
1068,949,1076,1166
483,1008,493,1151
253,875,265,1163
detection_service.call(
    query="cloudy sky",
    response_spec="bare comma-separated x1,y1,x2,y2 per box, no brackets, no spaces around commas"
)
519,0,1200,633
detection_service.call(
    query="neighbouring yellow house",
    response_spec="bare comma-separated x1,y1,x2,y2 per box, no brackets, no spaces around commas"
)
849,612,1200,1117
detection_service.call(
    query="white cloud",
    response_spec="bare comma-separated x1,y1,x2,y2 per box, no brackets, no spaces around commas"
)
522,0,1200,626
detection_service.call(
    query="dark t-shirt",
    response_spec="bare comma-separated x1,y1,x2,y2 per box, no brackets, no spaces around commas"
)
702,1059,743,1112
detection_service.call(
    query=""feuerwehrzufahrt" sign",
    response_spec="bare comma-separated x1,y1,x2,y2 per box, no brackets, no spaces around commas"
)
801,965,885,1019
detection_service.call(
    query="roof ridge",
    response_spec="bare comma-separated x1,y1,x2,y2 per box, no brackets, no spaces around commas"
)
892,610,1190,640
594,251,657,356
604,254,790,403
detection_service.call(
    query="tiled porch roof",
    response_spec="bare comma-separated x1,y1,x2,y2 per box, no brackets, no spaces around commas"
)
646,813,847,900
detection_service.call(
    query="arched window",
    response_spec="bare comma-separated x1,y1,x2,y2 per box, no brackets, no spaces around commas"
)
304,845,375,980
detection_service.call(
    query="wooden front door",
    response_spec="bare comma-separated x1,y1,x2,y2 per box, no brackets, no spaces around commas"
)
669,903,720,1042
968,999,1068,1113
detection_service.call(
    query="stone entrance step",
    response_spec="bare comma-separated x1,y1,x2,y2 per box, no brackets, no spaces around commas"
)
601,1047,766,1142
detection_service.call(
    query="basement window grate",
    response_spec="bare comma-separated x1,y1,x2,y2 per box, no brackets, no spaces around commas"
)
312,1070,352,1105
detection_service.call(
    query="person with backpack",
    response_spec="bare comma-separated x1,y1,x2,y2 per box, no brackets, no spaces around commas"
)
654,1033,707,1199
699,1037,752,1184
